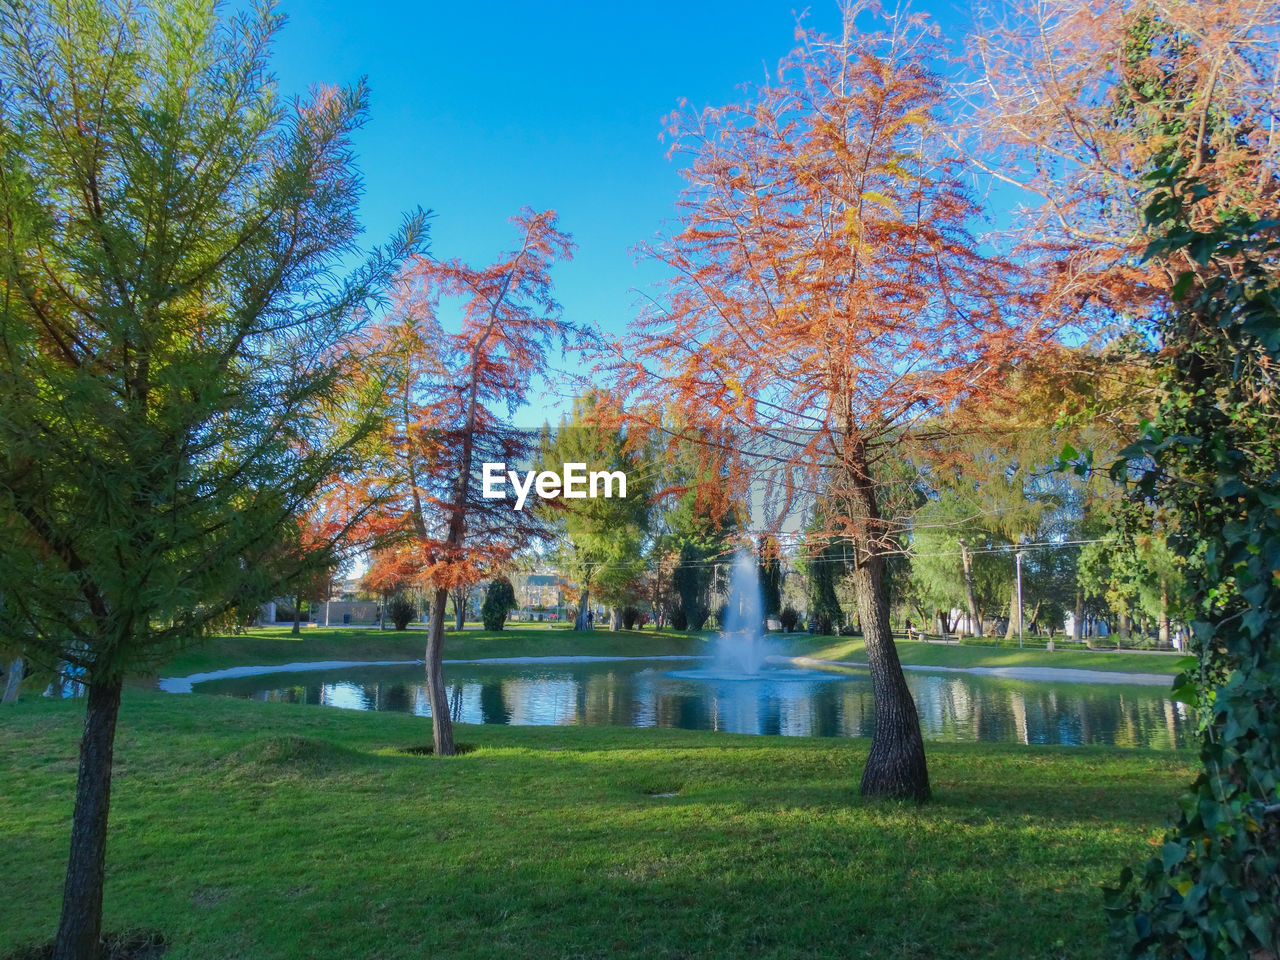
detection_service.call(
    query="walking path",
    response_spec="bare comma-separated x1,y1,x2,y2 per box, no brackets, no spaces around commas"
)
787,656,1174,687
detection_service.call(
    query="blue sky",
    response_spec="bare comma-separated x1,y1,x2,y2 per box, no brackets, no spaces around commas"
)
250,0,980,424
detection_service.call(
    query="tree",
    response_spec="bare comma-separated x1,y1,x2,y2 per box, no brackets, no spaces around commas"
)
0,2,424,955
481,578,516,631
660,444,736,633
1078,526,1183,643
540,393,653,631
961,0,1279,319
908,492,1015,637
364,209,577,756
1106,168,1280,960
387,594,417,631
612,4,1049,799
757,536,782,620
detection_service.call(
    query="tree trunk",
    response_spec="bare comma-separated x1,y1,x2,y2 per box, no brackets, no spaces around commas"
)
1004,586,1018,640
1072,588,1084,644
958,539,982,637
291,593,302,636
1118,609,1132,640
574,588,590,631
851,556,930,801
2,657,24,704
842,461,929,802
53,676,123,960
610,607,622,631
1159,580,1171,645
424,589,455,756
451,585,467,630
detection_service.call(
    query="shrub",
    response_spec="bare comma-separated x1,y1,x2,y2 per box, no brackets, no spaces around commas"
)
779,606,799,633
714,602,729,630
670,605,688,631
388,595,416,631
481,578,516,631
688,603,710,631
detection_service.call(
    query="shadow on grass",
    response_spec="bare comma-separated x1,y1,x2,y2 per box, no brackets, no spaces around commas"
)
4,930,167,960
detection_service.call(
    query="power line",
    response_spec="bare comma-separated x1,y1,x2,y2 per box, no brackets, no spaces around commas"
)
544,535,1119,572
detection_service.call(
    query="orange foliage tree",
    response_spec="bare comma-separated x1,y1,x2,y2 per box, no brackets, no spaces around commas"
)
363,209,578,755
610,4,1055,800
958,0,1279,312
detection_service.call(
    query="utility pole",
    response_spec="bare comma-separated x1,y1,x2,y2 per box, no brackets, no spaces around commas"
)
1015,549,1026,649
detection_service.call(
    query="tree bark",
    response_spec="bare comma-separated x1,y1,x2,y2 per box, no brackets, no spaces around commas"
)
958,539,982,637
843,460,929,802
1004,586,1018,640
53,676,123,960
424,589,455,756
1072,588,1084,644
1159,579,1171,645
574,588,590,631
609,607,622,631
291,593,302,636
852,556,930,801
451,586,467,631
2,656,24,704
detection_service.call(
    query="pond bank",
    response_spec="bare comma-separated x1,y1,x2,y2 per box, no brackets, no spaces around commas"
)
788,655,1175,687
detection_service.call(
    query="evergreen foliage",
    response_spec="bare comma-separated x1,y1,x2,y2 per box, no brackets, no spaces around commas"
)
481,579,517,632
0,2,424,954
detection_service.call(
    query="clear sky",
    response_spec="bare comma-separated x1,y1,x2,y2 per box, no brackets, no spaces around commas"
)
249,0,978,425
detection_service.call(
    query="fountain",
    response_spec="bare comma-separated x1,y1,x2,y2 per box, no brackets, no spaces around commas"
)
667,550,843,684
713,551,770,676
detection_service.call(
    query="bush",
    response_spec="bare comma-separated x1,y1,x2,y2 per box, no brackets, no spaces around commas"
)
688,603,710,631
481,578,516,631
387,595,416,631
779,606,799,633
622,607,640,630
670,605,688,631
839,621,859,637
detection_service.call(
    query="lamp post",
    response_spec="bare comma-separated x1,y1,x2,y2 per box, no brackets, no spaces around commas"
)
1015,549,1026,649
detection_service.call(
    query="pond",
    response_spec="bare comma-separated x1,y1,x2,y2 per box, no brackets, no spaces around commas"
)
181,657,1193,749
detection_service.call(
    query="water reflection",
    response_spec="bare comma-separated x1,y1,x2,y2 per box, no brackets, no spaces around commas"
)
206,661,1192,749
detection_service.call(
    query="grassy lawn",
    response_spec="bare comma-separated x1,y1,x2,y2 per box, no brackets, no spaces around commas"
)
2,691,1190,960
790,636,1186,677
159,625,714,678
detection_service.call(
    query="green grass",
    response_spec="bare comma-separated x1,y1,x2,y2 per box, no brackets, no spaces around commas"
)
790,636,1186,677
159,625,713,677
2,691,1191,959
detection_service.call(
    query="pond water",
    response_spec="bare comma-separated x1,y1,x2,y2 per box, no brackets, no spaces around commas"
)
188,658,1192,749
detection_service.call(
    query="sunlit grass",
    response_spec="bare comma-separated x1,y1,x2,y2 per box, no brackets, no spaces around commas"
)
158,625,714,678
2,691,1191,959
795,637,1185,676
